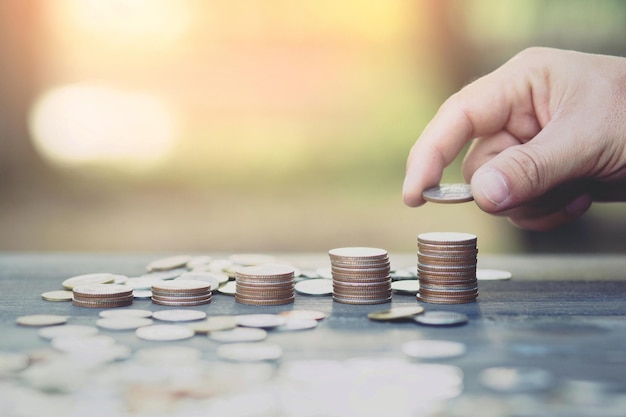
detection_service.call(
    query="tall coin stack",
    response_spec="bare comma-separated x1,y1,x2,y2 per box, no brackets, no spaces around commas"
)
235,264,295,306
151,280,212,306
329,247,392,305
416,232,478,304
72,284,134,308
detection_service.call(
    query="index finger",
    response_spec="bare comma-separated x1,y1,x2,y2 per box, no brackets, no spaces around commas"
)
402,66,522,207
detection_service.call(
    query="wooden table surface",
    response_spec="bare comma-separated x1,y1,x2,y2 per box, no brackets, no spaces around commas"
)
1,252,625,416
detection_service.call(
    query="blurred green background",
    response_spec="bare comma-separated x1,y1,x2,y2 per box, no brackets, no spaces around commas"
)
1,0,625,253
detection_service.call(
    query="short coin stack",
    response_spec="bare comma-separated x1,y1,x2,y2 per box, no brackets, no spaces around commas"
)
151,280,212,306
72,284,134,308
235,264,295,306
417,232,478,304
329,247,392,305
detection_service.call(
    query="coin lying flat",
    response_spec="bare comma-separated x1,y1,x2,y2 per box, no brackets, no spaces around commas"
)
209,327,268,343
0,352,30,376
16,314,68,327
51,334,117,353
476,269,513,281
41,290,73,302
413,311,468,326
96,317,154,330
295,279,333,296
135,324,195,341
278,310,326,321
217,342,283,362
152,309,207,322
367,306,425,321
62,273,117,290
187,316,238,334
391,280,420,295
217,281,236,295
38,324,99,340
147,255,192,272
276,319,319,331
422,183,473,204
235,314,287,329
402,340,467,359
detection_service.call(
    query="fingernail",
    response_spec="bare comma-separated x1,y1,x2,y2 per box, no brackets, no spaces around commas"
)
474,169,509,206
565,194,592,217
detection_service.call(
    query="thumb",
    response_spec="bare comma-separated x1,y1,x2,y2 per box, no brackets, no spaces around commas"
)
470,126,585,213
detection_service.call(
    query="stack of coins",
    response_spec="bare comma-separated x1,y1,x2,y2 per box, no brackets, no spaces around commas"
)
235,264,295,306
329,247,392,305
72,284,134,308
416,232,478,304
151,280,212,306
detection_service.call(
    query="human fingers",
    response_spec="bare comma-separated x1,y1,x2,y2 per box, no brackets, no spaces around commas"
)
461,131,523,183
507,193,592,231
403,52,542,207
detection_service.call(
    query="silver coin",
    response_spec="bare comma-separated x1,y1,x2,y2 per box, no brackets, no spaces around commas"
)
413,311,468,326
217,342,283,362
422,183,473,204
295,279,333,296
367,306,425,321
235,314,287,329
276,318,318,331
478,366,555,393
391,280,420,295
0,352,30,376
217,281,236,295
402,340,467,359
187,316,238,334
99,308,153,318
135,324,195,341
16,314,68,327
417,232,477,244
177,271,228,288
186,255,213,269
126,276,164,290
38,324,99,340
147,255,192,272
52,335,117,353
209,327,268,343
278,310,326,321
62,273,117,290
41,290,74,302
152,309,207,322
476,269,513,281
96,317,154,330
133,290,153,299
329,247,388,259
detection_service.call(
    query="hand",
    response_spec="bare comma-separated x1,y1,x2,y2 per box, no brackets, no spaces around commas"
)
402,47,626,230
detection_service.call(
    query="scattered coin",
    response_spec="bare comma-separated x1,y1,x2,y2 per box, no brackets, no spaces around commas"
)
276,318,318,331
38,324,99,340
135,324,195,341
147,255,192,272
99,309,153,318
41,290,73,302
62,273,117,290
278,310,326,321
133,290,153,299
96,317,154,330
413,311,468,327
185,255,213,269
217,281,236,295
217,342,283,362
295,279,333,296
422,183,473,204
152,309,207,322
15,314,68,327
0,352,30,376
316,267,333,279
51,334,117,353
477,269,513,281
402,340,467,359
126,276,164,290
187,316,238,334
367,306,425,321
235,314,287,329
229,253,277,266
391,280,420,295
478,366,555,393
209,327,268,343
